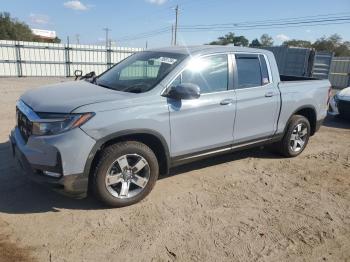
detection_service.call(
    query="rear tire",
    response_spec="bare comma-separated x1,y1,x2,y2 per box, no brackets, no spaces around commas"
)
278,115,311,157
92,141,159,207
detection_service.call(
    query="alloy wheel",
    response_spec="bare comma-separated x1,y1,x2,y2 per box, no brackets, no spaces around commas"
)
105,154,150,199
289,123,308,152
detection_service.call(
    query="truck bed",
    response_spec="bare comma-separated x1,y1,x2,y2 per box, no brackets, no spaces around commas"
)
276,76,330,135
280,75,319,82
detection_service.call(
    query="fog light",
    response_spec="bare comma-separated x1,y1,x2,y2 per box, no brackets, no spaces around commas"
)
43,171,61,178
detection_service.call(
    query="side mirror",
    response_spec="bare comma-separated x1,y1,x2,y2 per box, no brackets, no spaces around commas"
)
74,70,83,80
165,83,201,100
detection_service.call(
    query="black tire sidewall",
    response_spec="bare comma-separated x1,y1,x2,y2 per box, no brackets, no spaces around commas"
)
93,142,159,207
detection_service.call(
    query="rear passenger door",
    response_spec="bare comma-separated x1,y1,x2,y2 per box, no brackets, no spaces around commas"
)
233,53,280,143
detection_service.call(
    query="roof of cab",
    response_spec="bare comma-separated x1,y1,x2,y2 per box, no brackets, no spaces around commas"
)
148,45,270,56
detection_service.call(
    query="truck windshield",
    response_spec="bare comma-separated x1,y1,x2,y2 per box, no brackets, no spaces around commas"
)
97,51,186,93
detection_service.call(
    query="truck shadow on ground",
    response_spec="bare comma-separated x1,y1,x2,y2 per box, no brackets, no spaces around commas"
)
0,141,280,214
323,115,350,129
0,116,348,214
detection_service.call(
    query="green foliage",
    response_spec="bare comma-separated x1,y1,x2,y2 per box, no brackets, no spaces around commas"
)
209,32,249,46
312,34,350,56
0,12,34,41
210,32,350,57
260,34,273,47
33,36,61,44
282,34,350,56
0,12,61,43
249,38,262,47
282,39,312,48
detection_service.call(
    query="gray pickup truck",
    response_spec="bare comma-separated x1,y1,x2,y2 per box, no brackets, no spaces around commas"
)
10,46,331,207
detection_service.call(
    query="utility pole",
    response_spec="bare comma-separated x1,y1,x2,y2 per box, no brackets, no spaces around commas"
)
103,28,111,49
171,24,174,46
174,5,179,46
75,34,80,44
145,41,148,49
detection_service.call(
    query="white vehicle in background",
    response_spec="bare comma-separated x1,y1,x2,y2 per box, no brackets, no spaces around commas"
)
328,87,350,120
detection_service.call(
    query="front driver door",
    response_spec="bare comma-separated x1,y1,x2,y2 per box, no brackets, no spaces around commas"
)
167,54,236,158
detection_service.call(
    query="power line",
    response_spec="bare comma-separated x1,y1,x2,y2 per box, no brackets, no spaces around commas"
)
117,30,171,43
178,18,350,31
179,21,350,33
115,12,350,42
180,12,350,28
117,27,171,42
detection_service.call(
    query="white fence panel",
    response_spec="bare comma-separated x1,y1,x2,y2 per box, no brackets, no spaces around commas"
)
0,40,142,77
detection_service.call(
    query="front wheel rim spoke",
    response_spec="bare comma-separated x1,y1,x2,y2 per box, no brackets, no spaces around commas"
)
131,175,148,188
106,173,123,186
298,139,305,148
120,181,130,197
132,158,147,173
117,156,129,171
300,128,307,137
292,140,298,150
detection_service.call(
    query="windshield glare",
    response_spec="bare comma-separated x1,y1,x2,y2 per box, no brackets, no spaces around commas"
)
97,51,186,93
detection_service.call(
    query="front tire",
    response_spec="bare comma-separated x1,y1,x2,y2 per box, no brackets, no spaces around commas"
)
279,115,311,157
93,141,159,207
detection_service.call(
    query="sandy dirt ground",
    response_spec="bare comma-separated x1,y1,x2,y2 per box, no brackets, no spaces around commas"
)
0,77,349,262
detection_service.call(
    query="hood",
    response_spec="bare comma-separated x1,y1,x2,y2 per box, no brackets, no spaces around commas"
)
21,80,136,113
338,87,350,101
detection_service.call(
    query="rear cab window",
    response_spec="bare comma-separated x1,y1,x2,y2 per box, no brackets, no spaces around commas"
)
235,54,270,89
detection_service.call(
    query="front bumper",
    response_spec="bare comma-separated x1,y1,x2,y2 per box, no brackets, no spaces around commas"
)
328,96,350,119
328,96,339,116
337,99,350,119
10,127,96,198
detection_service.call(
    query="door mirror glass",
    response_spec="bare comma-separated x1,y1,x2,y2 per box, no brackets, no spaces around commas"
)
165,83,201,100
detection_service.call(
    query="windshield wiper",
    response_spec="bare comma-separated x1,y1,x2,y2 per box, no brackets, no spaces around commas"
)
97,83,114,90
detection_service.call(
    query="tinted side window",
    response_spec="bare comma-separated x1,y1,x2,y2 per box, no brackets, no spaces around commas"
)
173,54,228,94
236,54,262,89
259,55,270,85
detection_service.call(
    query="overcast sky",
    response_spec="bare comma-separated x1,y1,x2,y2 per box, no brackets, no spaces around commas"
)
2,0,350,47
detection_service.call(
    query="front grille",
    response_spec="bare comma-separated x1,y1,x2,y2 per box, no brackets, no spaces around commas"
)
16,107,33,142
338,100,350,119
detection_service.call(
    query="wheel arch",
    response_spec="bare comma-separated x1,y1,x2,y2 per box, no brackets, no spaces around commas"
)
83,129,171,191
285,105,317,136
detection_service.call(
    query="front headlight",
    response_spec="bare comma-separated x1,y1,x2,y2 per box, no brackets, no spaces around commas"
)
32,112,95,136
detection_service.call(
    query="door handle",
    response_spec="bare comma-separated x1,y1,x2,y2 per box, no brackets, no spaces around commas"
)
265,91,274,97
220,98,234,105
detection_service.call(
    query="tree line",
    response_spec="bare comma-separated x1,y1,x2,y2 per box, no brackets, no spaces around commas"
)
1,12,349,56
0,12,61,43
209,32,350,56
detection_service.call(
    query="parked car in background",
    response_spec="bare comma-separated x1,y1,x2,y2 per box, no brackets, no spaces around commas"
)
10,46,331,207
328,87,350,120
